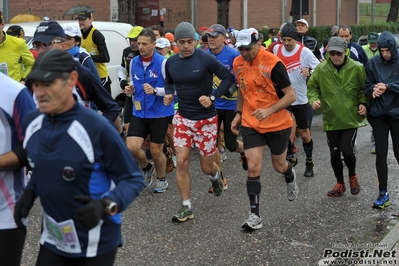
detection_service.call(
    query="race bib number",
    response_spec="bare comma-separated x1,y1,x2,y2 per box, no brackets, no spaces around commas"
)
40,213,82,254
134,101,142,110
0,62,8,76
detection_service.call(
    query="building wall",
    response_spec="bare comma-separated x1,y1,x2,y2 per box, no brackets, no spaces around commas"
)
8,1,110,21
7,0,357,31
160,0,357,31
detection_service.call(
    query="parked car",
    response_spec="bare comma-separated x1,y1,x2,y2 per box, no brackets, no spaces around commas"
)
357,33,399,47
5,20,133,107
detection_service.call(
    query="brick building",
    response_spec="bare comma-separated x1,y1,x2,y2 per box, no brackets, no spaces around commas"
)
6,0,357,31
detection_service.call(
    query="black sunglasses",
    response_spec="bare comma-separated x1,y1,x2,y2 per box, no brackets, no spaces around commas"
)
329,51,344,57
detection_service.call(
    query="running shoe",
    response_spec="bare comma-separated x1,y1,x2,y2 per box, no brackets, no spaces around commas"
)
208,177,228,193
211,167,223,197
371,143,376,154
373,191,390,209
304,160,314,177
287,153,298,167
172,205,194,222
349,175,360,195
153,179,168,193
143,162,154,188
242,212,263,231
327,183,346,197
286,169,298,201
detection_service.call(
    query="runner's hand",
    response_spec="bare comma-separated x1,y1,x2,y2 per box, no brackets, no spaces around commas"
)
14,189,35,228
74,195,106,231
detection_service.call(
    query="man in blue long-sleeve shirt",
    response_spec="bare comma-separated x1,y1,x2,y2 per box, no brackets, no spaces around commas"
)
14,49,144,265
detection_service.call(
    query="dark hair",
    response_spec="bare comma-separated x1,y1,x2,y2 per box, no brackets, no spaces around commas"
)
6,25,24,37
338,25,352,34
150,25,165,37
139,28,156,43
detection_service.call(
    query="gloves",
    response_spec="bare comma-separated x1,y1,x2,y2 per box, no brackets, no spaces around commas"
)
14,189,35,228
224,84,238,98
120,79,128,90
74,195,106,231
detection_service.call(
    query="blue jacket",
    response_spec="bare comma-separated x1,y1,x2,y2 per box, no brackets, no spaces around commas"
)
22,102,144,258
131,52,174,118
348,41,369,67
365,31,399,120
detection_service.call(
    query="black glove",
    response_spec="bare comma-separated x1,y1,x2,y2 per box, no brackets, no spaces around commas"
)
14,189,35,228
120,79,128,90
74,195,106,231
224,83,238,98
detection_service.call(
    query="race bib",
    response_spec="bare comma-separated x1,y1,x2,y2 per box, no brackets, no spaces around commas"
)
0,62,8,75
134,101,142,110
40,213,82,254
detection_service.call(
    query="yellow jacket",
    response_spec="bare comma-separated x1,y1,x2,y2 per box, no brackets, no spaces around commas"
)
0,33,34,82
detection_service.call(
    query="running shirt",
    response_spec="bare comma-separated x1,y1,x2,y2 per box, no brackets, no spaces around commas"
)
0,72,35,229
205,45,240,111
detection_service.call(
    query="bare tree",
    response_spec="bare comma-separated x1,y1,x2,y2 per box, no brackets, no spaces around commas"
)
118,0,135,24
216,0,230,28
387,0,399,22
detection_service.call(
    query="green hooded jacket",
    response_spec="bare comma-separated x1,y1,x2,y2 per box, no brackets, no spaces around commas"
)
307,56,368,131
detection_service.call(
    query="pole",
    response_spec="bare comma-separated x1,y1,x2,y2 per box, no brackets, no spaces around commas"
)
242,0,248,29
300,0,303,19
371,0,374,25
313,0,316,26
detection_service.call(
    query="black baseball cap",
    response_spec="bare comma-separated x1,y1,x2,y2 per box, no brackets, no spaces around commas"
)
76,11,92,20
27,49,78,82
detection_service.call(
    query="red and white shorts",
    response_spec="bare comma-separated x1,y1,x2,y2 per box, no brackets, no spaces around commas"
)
173,112,218,156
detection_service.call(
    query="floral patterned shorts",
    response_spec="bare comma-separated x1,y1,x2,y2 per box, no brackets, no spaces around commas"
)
173,112,218,156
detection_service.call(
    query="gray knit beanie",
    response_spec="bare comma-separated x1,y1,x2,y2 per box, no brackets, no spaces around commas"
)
174,22,197,40
280,22,297,39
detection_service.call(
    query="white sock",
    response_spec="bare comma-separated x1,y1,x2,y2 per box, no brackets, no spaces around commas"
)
182,199,191,209
209,169,219,181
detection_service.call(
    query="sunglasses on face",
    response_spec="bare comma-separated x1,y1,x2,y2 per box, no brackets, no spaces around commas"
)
329,51,344,57
32,40,63,49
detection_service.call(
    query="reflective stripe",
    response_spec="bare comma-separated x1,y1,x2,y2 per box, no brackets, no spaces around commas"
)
86,220,103,257
67,121,94,163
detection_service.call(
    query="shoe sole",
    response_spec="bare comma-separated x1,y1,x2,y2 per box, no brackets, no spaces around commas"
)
327,192,345,197
241,222,263,231
153,188,168,193
208,185,228,193
304,171,314,177
373,202,390,209
172,214,194,222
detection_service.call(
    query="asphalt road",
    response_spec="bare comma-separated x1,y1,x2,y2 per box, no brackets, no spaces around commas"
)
20,114,399,266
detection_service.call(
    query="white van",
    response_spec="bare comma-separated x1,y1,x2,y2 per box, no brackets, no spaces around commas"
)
5,20,132,107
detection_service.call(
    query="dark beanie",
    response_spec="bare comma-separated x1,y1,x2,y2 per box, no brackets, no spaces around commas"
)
280,23,297,39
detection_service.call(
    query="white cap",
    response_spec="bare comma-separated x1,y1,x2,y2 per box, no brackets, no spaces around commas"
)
64,25,81,38
156,37,171,48
235,28,259,48
295,19,308,28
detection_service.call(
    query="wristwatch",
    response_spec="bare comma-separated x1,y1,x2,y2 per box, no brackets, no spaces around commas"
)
103,198,118,216
209,95,216,102
153,88,158,95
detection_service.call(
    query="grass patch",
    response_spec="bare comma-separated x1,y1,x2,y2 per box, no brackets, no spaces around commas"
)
359,2,397,24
